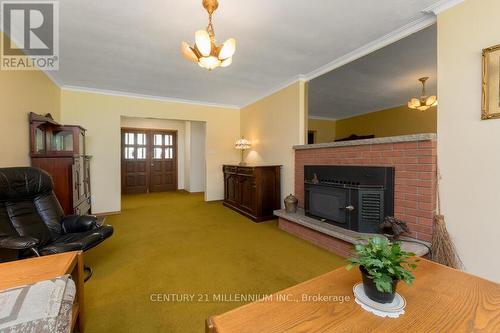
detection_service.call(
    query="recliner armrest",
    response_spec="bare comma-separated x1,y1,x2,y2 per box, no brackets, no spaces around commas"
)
61,215,98,234
0,236,39,250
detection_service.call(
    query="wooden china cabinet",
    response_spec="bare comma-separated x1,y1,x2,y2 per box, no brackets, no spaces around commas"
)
29,113,92,215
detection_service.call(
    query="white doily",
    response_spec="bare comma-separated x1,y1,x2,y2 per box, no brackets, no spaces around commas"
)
353,283,406,318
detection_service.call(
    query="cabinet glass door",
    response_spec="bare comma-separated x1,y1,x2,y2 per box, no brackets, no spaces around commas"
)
34,127,46,153
52,130,74,152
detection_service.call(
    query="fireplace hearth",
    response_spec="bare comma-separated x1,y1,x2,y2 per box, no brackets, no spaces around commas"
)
304,165,394,233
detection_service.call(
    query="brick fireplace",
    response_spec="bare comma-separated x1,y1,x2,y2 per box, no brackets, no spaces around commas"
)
277,134,437,257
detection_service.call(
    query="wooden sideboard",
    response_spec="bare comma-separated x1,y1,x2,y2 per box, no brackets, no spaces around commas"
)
223,165,281,222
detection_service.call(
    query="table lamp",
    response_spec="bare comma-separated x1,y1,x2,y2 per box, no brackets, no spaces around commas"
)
235,138,251,165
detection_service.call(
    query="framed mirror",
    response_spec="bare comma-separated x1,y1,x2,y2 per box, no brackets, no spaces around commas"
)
482,44,500,120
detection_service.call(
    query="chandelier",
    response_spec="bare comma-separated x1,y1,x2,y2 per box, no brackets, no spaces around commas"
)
407,77,438,111
181,0,236,71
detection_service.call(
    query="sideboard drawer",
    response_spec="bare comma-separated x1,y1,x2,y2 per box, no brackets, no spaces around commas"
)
237,167,254,176
223,165,237,174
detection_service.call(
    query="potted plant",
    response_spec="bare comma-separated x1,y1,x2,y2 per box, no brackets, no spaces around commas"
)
347,237,418,303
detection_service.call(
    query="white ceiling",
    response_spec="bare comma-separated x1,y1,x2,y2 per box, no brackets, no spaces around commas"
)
53,0,446,108
309,25,437,120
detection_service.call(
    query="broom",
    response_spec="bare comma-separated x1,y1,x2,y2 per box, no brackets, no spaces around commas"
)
431,162,463,269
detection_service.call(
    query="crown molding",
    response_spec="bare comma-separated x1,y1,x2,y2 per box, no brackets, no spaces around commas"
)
240,14,438,108
240,75,306,108
61,85,240,109
422,0,465,15
308,115,337,121
43,71,63,87
302,15,437,82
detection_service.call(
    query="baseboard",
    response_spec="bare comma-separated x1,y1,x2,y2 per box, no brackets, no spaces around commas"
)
93,211,121,217
177,189,205,194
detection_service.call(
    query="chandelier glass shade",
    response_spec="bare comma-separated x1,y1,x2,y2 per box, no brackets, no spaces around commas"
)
181,0,236,71
408,77,438,111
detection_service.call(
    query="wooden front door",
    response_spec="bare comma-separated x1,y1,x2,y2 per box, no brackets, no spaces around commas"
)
150,131,177,192
121,129,177,194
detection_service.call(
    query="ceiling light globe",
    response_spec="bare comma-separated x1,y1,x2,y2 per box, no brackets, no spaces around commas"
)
220,57,232,68
426,95,437,106
195,30,212,57
181,42,199,62
408,98,420,109
199,56,221,70
219,38,236,60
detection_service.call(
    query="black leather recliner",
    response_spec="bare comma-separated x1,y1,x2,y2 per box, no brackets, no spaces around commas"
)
0,167,113,262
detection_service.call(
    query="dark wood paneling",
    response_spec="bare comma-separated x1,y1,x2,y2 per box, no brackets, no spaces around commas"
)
223,165,281,222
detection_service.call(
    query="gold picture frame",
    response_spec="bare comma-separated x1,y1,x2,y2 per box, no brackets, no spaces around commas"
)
482,44,500,120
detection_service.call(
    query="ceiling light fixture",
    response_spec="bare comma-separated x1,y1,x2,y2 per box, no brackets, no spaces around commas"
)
408,77,438,111
181,0,236,71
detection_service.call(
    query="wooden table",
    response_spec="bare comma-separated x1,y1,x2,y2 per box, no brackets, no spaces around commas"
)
0,251,85,333
208,259,500,333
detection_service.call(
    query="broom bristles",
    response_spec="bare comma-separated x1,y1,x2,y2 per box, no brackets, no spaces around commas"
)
431,215,463,269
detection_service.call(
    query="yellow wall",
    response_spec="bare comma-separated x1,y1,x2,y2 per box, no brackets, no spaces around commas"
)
334,104,437,140
60,90,240,213
241,81,307,203
438,0,500,282
0,32,61,167
307,118,336,143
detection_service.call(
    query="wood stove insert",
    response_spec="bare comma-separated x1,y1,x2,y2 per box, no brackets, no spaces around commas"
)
304,165,394,233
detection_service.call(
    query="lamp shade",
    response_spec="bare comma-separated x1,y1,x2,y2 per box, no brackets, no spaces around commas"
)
235,138,251,150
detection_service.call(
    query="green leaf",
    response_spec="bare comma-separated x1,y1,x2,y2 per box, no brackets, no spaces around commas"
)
346,236,418,288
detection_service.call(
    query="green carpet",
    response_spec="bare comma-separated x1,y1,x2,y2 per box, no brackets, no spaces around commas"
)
84,192,345,332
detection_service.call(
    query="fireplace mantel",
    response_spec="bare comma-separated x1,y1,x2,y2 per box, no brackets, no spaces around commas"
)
293,133,437,150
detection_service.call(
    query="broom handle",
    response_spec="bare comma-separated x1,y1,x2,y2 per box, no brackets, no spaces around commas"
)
436,154,442,215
